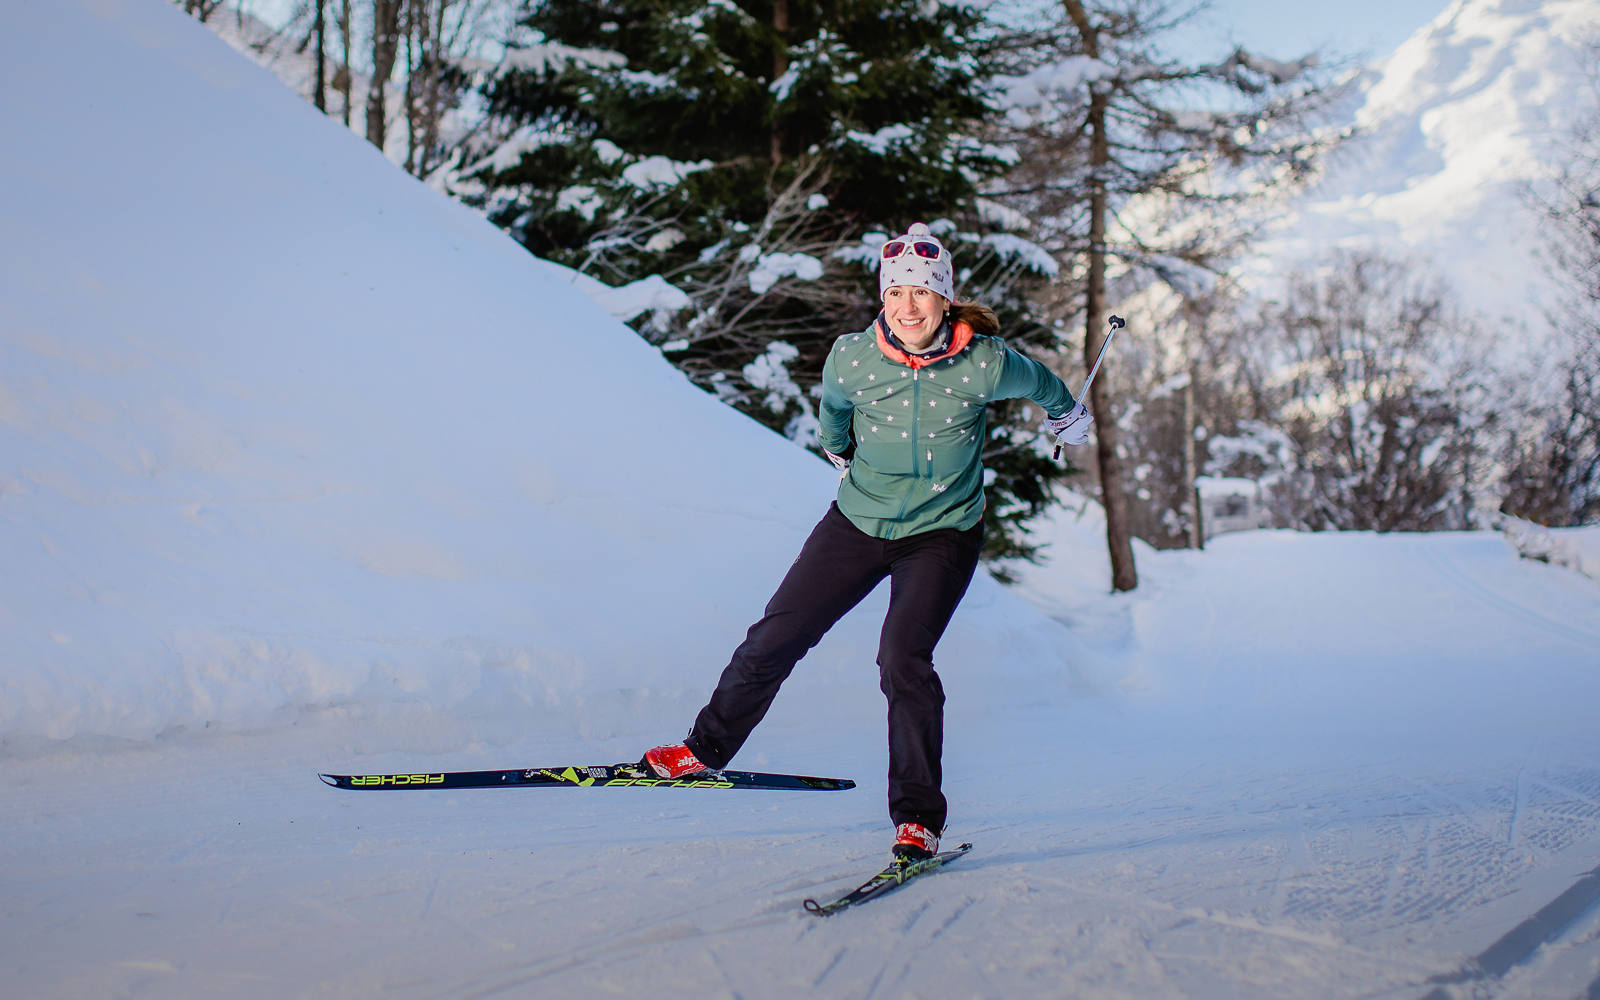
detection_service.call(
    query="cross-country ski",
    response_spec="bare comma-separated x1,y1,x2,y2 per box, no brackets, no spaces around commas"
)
319,763,854,792
803,843,974,916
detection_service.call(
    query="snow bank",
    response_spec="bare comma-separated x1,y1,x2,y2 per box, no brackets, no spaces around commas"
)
0,0,1101,747
1499,517,1600,586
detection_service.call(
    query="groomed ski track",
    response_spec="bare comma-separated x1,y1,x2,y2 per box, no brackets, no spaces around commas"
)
5,531,1600,999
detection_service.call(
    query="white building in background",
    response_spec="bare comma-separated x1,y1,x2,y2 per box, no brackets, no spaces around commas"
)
1196,477,1272,539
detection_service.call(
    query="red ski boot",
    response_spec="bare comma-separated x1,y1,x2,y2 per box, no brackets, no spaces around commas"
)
892,822,940,862
643,743,708,778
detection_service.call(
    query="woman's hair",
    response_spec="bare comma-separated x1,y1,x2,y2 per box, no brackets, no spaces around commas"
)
949,300,999,337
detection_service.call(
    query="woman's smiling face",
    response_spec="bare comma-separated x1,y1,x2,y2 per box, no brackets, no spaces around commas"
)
883,285,948,351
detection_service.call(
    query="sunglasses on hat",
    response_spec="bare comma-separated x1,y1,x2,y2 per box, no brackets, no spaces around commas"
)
881,238,944,261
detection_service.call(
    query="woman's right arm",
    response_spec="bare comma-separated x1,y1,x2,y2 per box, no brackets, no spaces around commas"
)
818,346,855,456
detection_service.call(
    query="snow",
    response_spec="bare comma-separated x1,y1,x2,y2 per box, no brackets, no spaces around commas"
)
844,123,916,153
831,233,889,269
770,66,800,101
621,154,714,190
554,183,603,220
1232,48,1319,84
975,196,1033,233
994,56,1117,111
743,341,805,411
571,270,692,324
747,251,825,294
982,232,1061,276
4,1,1600,998
1500,518,1600,586
500,40,625,75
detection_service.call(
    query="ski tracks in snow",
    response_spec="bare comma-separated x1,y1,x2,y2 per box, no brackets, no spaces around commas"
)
1417,537,1600,651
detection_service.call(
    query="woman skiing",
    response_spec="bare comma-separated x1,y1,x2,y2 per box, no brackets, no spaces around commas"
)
644,223,1095,860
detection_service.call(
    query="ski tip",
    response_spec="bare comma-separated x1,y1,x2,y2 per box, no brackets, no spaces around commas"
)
318,773,341,787
802,898,826,915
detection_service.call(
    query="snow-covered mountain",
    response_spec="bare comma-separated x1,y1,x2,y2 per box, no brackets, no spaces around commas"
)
1266,0,1599,326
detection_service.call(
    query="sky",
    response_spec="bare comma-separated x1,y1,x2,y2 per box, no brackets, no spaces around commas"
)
235,0,1452,68
1173,0,1451,63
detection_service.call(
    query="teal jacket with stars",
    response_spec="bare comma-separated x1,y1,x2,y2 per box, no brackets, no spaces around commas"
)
817,315,1076,540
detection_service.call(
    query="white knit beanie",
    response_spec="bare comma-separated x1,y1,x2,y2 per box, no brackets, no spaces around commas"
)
878,223,954,302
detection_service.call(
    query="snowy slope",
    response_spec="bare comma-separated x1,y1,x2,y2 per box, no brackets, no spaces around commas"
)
5,3,1600,999
1266,0,1600,325
0,0,1095,747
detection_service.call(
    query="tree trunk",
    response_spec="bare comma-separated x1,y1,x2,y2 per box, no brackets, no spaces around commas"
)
367,0,402,151
1065,0,1138,591
422,0,445,175
770,0,789,167
400,0,449,178
403,0,425,174
1182,364,1202,549
1181,304,1203,549
313,0,327,113
338,0,353,126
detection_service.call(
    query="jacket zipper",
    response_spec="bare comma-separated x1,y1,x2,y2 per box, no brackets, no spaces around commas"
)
895,367,923,524
918,369,936,481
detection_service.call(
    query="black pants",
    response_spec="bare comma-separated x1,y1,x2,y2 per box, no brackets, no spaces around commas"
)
685,504,983,835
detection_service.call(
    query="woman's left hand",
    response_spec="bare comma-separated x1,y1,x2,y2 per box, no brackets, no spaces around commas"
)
1044,402,1094,446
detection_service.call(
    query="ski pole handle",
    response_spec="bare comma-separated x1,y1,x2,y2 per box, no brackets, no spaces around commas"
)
1054,314,1125,461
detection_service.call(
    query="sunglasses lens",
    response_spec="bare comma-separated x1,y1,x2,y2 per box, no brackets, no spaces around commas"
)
882,239,944,260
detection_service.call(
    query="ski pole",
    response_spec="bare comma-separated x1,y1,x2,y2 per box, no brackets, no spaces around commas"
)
1056,314,1125,460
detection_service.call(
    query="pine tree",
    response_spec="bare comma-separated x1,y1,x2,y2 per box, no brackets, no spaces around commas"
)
451,0,1075,563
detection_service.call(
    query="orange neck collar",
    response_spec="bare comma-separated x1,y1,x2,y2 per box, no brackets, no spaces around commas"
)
874,315,974,370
